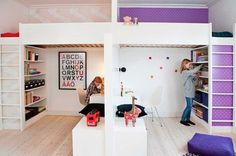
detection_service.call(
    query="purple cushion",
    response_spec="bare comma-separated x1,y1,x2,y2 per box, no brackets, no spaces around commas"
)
188,133,234,156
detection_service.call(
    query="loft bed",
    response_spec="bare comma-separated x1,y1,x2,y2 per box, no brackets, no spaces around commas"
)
20,23,211,46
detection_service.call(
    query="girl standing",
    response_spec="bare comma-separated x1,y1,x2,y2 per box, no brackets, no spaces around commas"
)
180,59,202,126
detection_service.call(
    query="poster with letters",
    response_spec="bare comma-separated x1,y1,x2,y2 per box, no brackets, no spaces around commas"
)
58,51,87,90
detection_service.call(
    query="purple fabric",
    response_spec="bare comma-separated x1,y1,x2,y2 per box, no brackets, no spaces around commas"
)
119,8,208,23
212,45,233,52
212,95,233,107
212,108,233,120
188,133,235,156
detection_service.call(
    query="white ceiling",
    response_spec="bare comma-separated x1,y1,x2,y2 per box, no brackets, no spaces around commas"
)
16,0,111,6
118,0,219,7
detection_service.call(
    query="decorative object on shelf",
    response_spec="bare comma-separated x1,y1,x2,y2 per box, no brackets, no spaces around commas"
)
58,51,87,90
25,79,45,90
123,16,133,25
33,96,41,102
133,17,138,25
28,68,41,75
86,109,100,126
35,53,39,61
124,96,142,127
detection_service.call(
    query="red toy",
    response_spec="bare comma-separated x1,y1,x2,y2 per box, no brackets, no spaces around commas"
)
86,109,100,126
124,96,142,127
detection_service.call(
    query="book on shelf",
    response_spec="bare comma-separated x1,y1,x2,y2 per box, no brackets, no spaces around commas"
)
25,92,33,105
25,50,39,61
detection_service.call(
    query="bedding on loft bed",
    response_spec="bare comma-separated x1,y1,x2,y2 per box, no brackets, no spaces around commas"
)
212,31,233,37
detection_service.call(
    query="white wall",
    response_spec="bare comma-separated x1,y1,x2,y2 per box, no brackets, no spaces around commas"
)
46,47,104,115
0,0,28,33
209,0,236,32
28,4,111,23
119,48,190,117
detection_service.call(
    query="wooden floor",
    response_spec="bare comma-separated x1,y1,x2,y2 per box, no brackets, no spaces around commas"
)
0,116,235,156
0,116,81,156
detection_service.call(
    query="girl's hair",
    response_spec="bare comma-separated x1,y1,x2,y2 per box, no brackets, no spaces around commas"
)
93,76,102,83
180,59,191,73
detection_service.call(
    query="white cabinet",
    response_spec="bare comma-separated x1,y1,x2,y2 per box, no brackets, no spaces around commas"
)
72,117,105,156
113,118,147,156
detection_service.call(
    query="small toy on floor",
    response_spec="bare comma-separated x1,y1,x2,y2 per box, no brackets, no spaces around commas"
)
124,96,141,127
86,109,100,126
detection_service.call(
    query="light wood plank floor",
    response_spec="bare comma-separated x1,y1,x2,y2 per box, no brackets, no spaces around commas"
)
0,116,235,156
0,115,81,156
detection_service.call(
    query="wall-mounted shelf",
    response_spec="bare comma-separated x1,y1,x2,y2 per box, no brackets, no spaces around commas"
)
25,97,46,107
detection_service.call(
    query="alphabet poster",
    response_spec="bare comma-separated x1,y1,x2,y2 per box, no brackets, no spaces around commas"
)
58,51,87,90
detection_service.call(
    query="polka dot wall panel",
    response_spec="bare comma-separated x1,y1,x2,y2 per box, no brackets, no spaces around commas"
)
212,95,233,107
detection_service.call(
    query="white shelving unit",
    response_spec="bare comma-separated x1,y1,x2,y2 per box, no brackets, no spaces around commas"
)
23,46,47,127
0,38,22,130
191,46,210,128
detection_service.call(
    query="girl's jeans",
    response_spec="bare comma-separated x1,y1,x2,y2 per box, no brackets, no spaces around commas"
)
181,97,193,121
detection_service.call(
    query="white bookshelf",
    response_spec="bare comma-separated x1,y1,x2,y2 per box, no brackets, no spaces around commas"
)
0,38,22,130
23,45,47,129
191,46,210,127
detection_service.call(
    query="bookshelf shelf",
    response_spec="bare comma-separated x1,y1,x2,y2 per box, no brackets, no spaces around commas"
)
196,89,208,94
199,76,208,79
25,97,46,107
25,85,45,92
191,61,208,64
193,100,208,109
24,60,45,63
24,73,46,77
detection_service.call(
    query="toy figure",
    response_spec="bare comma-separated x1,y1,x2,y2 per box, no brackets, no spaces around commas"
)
124,96,141,127
123,16,133,25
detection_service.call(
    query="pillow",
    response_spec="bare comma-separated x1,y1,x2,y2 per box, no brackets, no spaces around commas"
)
116,104,147,117
79,103,104,117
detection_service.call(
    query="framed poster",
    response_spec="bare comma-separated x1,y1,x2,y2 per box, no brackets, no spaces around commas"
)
58,51,87,90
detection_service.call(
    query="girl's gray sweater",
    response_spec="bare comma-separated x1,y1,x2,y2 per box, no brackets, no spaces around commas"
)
181,65,203,98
